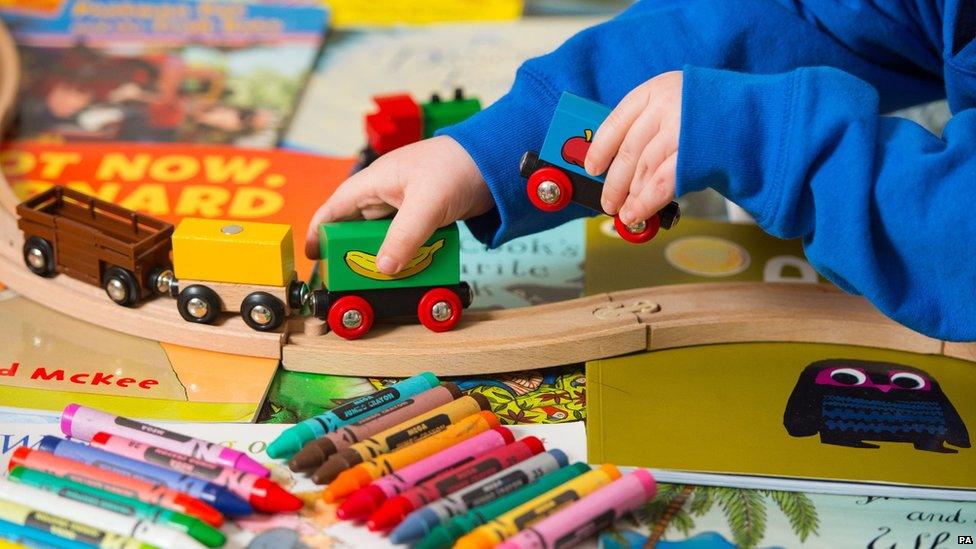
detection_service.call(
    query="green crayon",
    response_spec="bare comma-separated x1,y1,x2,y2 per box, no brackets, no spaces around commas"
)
415,462,590,549
8,466,225,548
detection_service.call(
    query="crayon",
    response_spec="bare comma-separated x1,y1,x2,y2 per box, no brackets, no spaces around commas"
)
37,436,252,517
8,466,225,548
496,469,657,549
61,403,270,478
0,498,151,549
268,372,440,459
339,426,515,522
0,517,90,549
288,383,462,473
369,436,544,531
321,411,499,503
416,462,589,549
456,464,622,549
313,393,491,484
391,450,567,545
0,539,27,549
0,479,205,548
8,447,223,528
90,432,301,514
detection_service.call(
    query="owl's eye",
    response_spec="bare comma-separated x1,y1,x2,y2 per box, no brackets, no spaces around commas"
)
890,372,926,389
829,368,867,385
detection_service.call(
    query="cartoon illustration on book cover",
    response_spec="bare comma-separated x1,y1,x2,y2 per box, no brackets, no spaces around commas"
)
783,359,971,453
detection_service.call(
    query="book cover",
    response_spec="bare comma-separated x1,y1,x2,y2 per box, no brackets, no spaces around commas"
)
1,140,353,277
600,482,976,549
0,290,277,422
587,343,976,492
585,216,822,295
0,0,328,146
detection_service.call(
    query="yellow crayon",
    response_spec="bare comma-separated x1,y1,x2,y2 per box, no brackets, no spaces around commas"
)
455,464,622,549
321,411,499,503
0,498,151,549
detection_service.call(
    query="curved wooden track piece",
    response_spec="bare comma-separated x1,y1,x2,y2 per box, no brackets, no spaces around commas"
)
284,282,965,376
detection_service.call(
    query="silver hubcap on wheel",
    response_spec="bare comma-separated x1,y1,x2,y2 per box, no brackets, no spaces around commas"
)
342,309,363,329
431,301,453,322
27,248,45,269
187,297,209,318
155,269,175,294
627,220,646,234
250,305,273,325
106,279,127,302
536,181,561,204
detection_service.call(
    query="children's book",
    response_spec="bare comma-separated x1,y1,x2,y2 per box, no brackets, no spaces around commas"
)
585,216,822,295
0,0,328,147
1,140,354,277
263,365,587,426
0,420,587,548
601,481,976,549
587,342,976,497
0,290,277,422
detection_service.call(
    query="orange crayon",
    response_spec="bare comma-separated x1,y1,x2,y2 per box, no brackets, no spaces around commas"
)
321,411,499,503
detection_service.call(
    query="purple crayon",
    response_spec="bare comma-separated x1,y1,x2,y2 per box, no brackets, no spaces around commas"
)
61,404,270,478
495,469,656,549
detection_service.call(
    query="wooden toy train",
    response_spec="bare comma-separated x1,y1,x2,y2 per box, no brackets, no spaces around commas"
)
16,186,471,339
521,92,681,243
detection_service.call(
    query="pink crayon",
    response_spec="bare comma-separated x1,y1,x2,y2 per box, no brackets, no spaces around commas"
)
90,433,302,514
496,469,657,549
61,404,270,478
338,426,515,521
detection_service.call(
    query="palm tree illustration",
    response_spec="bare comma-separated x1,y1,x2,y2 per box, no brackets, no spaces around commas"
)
636,484,820,548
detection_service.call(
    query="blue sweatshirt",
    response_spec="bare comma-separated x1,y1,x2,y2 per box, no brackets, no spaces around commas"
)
440,0,976,341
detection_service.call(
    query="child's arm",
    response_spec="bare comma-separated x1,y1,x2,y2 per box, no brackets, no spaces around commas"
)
676,66,976,341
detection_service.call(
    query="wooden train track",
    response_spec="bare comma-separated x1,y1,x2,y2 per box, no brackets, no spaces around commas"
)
0,21,972,375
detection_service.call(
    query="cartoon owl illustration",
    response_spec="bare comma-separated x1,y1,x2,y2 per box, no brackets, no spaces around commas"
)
783,359,970,453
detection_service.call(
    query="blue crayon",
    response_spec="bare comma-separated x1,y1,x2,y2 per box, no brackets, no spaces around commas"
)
266,372,440,459
37,436,252,517
0,517,90,549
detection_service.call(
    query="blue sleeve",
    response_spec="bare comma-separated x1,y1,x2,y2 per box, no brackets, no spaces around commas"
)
440,0,945,247
677,65,975,341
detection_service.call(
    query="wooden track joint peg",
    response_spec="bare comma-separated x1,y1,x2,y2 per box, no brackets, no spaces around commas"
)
301,316,329,337
592,299,661,320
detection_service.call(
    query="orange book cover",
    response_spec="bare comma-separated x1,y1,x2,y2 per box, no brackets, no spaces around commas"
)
1,140,354,277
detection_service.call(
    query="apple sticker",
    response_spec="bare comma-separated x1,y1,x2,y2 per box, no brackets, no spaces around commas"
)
561,129,593,168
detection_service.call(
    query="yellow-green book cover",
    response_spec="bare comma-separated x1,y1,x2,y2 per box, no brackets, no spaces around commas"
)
587,342,976,491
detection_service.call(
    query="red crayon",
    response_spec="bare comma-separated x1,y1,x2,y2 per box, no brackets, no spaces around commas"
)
90,432,302,514
8,447,223,527
367,436,545,532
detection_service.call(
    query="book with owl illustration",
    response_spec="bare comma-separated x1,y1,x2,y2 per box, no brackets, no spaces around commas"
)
587,343,976,493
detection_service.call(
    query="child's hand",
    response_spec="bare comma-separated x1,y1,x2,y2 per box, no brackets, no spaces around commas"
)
584,71,682,226
306,136,494,274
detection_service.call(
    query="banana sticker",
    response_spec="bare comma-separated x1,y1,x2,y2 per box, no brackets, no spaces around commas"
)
344,239,444,281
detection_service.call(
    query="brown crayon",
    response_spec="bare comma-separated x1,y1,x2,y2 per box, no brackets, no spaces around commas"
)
289,383,463,473
311,393,490,484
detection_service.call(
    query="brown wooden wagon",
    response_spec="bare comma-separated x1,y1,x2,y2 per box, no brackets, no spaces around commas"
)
16,186,174,306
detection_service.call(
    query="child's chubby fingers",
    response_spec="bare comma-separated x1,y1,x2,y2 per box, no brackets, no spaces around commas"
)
584,83,651,178
618,151,677,227
304,161,392,259
375,191,448,275
600,108,660,215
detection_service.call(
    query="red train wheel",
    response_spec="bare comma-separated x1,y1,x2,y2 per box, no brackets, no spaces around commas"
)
527,167,573,212
614,213,661,244
417,288,463,332
328,296,374,340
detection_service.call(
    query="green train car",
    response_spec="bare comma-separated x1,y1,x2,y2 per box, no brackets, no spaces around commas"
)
310,219,472,339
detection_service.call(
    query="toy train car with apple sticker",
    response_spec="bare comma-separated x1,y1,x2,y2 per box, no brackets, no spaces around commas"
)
520,92,681,243
358,88,481,169
16,186,471,339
